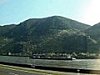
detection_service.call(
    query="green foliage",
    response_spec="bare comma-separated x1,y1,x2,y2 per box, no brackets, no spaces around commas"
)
0,16,99,56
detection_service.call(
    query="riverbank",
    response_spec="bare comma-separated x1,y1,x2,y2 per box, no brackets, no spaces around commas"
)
0,64,96,75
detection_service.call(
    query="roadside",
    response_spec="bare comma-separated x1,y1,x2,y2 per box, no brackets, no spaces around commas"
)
0,64,98,75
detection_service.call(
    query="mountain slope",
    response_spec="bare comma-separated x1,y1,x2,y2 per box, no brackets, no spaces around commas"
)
85,23,100,40
4,16,90,40
85,23,100,52
0,16,93,55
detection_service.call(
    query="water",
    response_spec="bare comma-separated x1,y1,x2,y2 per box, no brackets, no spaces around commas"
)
0,56,100,70
31,59,100,70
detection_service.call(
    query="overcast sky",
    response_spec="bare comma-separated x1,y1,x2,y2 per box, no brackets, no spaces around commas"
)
0,0,100,25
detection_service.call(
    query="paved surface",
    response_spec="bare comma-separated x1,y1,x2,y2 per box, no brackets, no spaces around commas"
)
0,66,44,75
0,64,99,75
0,69,41,75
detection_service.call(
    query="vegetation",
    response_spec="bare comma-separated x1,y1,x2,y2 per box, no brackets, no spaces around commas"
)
0,16,99,57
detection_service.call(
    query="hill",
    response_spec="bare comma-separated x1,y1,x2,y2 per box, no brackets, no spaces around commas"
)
85,23,100,52
0,16,97,56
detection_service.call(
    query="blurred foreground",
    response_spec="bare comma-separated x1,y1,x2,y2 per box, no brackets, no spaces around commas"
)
0,64,97,75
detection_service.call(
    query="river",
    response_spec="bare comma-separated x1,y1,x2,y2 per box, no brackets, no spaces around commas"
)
0,56,100,70
31,59,100,70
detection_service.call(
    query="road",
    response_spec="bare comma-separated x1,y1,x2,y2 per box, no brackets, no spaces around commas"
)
0,69,41,75
0,64,46,75
0,64,98,75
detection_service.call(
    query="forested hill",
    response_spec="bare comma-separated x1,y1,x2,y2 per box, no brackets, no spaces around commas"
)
0,16,99,56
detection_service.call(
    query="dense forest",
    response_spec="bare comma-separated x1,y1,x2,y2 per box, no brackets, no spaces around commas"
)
0,16,100,56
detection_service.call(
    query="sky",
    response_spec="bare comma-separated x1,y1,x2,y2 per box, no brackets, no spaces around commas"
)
0,0,100,25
